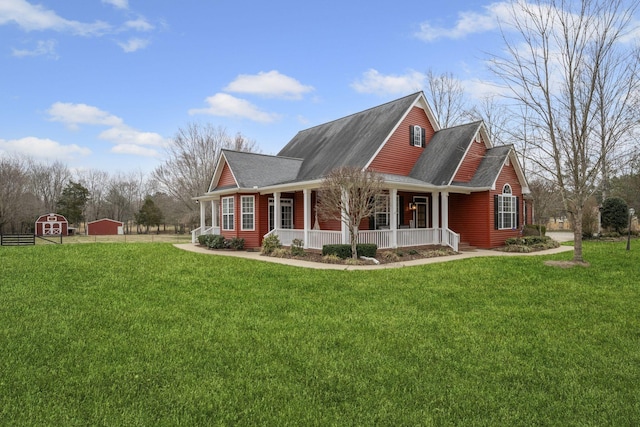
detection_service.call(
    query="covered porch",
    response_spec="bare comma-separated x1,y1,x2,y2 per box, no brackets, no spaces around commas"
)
193,187,460,252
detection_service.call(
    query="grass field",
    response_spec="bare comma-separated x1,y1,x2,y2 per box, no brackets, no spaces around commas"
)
1,241,639,426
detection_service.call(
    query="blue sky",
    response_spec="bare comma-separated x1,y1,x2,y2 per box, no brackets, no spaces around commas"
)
1,0,521,173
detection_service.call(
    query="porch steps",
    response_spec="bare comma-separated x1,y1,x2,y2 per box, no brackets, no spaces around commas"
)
457,242,477,252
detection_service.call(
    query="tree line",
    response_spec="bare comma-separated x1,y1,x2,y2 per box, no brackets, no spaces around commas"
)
0,127,257,234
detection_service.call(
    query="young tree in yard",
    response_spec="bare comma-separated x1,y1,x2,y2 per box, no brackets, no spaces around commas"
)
135,196,163,234
317,167,385,260
57,182,90,226
490,0,640,262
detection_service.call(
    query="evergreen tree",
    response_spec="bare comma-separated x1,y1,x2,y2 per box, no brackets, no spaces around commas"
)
57,182,89,225
135,196,163,233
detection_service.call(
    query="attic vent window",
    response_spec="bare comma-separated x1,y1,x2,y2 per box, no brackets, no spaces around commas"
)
410,125,425,147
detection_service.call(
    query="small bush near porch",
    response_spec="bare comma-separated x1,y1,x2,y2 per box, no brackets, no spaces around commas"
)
1,242,638,425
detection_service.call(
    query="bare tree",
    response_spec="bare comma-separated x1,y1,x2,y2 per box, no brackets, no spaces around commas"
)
316,167,385,259
78,169,110,222
28,160,71,213
424,69,469,128
464,95,513,146
153,123,258,215
490,0,640,262
0,156,31,233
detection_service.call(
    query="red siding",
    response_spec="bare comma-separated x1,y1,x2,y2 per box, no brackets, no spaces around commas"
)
453,139,486,182
368,107,435,176
448,161,525,249
219,193,262,248
87,219,122,235
35,213,69,236
216,163,237,188
449,192,492,248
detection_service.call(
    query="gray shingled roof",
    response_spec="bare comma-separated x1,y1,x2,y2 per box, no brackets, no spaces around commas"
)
278,92,421,181
410,121,481,186
222,150,303,188
457,145,512,188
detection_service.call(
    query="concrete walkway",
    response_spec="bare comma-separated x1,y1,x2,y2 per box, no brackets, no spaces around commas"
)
174,235,574,270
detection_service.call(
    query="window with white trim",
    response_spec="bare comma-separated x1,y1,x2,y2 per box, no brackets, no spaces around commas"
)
412,125,423,147
241,195,254,231
497,184,517,230
222,196,234,230
374,194,390,229
268,198,293,230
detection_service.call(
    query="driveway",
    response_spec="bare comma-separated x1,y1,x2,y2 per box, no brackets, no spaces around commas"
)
547,231,574,243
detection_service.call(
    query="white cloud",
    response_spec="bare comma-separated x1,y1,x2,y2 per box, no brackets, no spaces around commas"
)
11,39,58,58
351,69,425,95
0,136,91,160
99,126,167,147
117,37,150,52
189,93,281,123
47,102,166,158
414,2,512,42
224,70,314,99
102,0,129,10
111,144,160,157
124,18,153,32
0,0,111,36
48,102,123,130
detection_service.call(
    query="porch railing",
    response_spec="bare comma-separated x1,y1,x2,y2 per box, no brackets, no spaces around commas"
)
191,226,220,243
266,227,459,252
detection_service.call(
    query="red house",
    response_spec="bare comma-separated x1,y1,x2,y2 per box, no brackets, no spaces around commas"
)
87,218,124,235
193,92,532,251
35,213,68,236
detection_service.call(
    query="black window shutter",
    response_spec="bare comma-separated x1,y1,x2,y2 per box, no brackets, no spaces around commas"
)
420,127,426,147
369,215,375,230
516,196,520,228
409,125,415,146
494,195,499,230
398,196,404,225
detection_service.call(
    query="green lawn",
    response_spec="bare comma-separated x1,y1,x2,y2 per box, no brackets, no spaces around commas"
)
1,241,639,426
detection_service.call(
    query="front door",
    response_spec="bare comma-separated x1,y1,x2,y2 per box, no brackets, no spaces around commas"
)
414,197,428,228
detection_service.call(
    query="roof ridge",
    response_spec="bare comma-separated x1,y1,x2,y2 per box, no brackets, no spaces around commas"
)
222,149,304,162
295,92,423,134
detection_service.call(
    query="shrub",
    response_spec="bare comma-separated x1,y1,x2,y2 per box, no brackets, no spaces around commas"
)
198,234,215,246
271,248,289,258
291,238,304,256
261,234,281,255
601,197,629,233
381,252,400,263
522,224,546,236
228,237,245,250
207,234,226,249
321,254,342,264
322,243,378,259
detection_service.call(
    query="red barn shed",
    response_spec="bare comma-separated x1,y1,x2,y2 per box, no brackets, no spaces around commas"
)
87,218,124,235
35,213,68,236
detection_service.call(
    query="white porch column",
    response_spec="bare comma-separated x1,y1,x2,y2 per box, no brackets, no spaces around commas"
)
199,200,205,231
303,189,310,248
432,192,440,229
274,192,281,232
390,188,398,248
212,200,219,228
441,192,449,231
